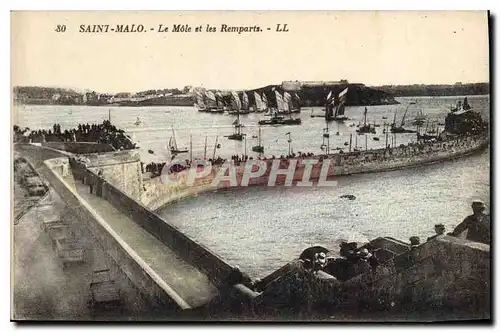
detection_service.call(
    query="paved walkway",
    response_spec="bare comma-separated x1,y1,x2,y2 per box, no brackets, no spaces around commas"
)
15,144,219,311
72,179,218,308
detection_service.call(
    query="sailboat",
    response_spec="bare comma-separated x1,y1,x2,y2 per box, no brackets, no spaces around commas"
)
326,87,349,121
411,102,427,126
259,91,301,125
194,90,207,112
251,126,264,153
205,91,224,113
239,92,251,114
134,117,142,126
451,97,472,113
280,91,302,125
215,91,227,112
391,103,417,133
356,107,376,134
228,91,242,115
168,126,188,154
225,109,245,141
320,121,331,154
288,92,302,113
262,93,269,114
417,120,438,141
254,92,267,113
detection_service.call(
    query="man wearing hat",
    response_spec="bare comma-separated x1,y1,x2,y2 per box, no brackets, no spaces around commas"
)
427,224,446,242
448,200,490,245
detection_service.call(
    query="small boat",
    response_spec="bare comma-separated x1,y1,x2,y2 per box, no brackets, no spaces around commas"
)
356,108,376,134
283,118,302,125
340,194,356,200
382,116,388,119
325,88,349,121
412,104,427,126
134,117,142,126
258,112,301,126
251,127,264,153
373,137,380,141
148,149,154,154
344,142,349,146
390,106,416,133
169,127,188,155
225,110,245,140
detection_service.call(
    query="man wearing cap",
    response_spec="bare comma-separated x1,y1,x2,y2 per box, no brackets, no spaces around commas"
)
427,224,446,242
448,200,490,245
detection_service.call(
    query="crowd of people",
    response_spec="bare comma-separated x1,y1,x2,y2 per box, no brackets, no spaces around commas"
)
18,120,137,151
302,199,490,284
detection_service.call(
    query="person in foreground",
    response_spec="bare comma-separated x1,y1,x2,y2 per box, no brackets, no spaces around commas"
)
448,200,490,245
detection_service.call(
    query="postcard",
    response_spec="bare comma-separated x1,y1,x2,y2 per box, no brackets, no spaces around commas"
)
11,11,490,322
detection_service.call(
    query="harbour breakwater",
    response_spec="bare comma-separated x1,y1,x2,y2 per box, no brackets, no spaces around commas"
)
142,133,489,211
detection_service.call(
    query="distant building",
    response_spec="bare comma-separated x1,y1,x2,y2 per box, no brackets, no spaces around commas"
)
51,93,61,101
283,80,350,90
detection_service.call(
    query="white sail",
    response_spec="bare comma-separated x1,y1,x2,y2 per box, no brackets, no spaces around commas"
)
275,91,286,112
241,92,249,110
283,92,293,112
230,91,241,111
215,91,224,108
195,90,206,108
205,91,217,108
170,127,178,150
205,90,216,101
254,92,263,110
326,90,334,103
262,93,268,109
338,87,348,101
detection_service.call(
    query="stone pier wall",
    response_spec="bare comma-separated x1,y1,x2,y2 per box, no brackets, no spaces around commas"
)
143,134,489,211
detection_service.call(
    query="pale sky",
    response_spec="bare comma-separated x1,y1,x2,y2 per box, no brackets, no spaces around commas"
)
11,11,489,93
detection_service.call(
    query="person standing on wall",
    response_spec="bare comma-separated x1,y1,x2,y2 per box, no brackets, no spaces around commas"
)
448,200,490,245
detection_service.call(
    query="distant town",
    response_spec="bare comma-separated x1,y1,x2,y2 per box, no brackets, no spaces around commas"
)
12,81,489,107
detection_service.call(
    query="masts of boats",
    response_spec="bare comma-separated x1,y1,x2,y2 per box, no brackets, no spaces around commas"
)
215,91,228,113
205,90,225,113
194,89,207,112
320,121,331,154
254,92,267,113
169,126,188,155
283,91,302,114
251,126,264,153
258,90,301,126
417,119,440,141
356,107,376,134
412,101,427,126
239,91,251,114
451,96,472,113
227,91,243,115
225,109,245,141
325,87,349,121
390,103,417,133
